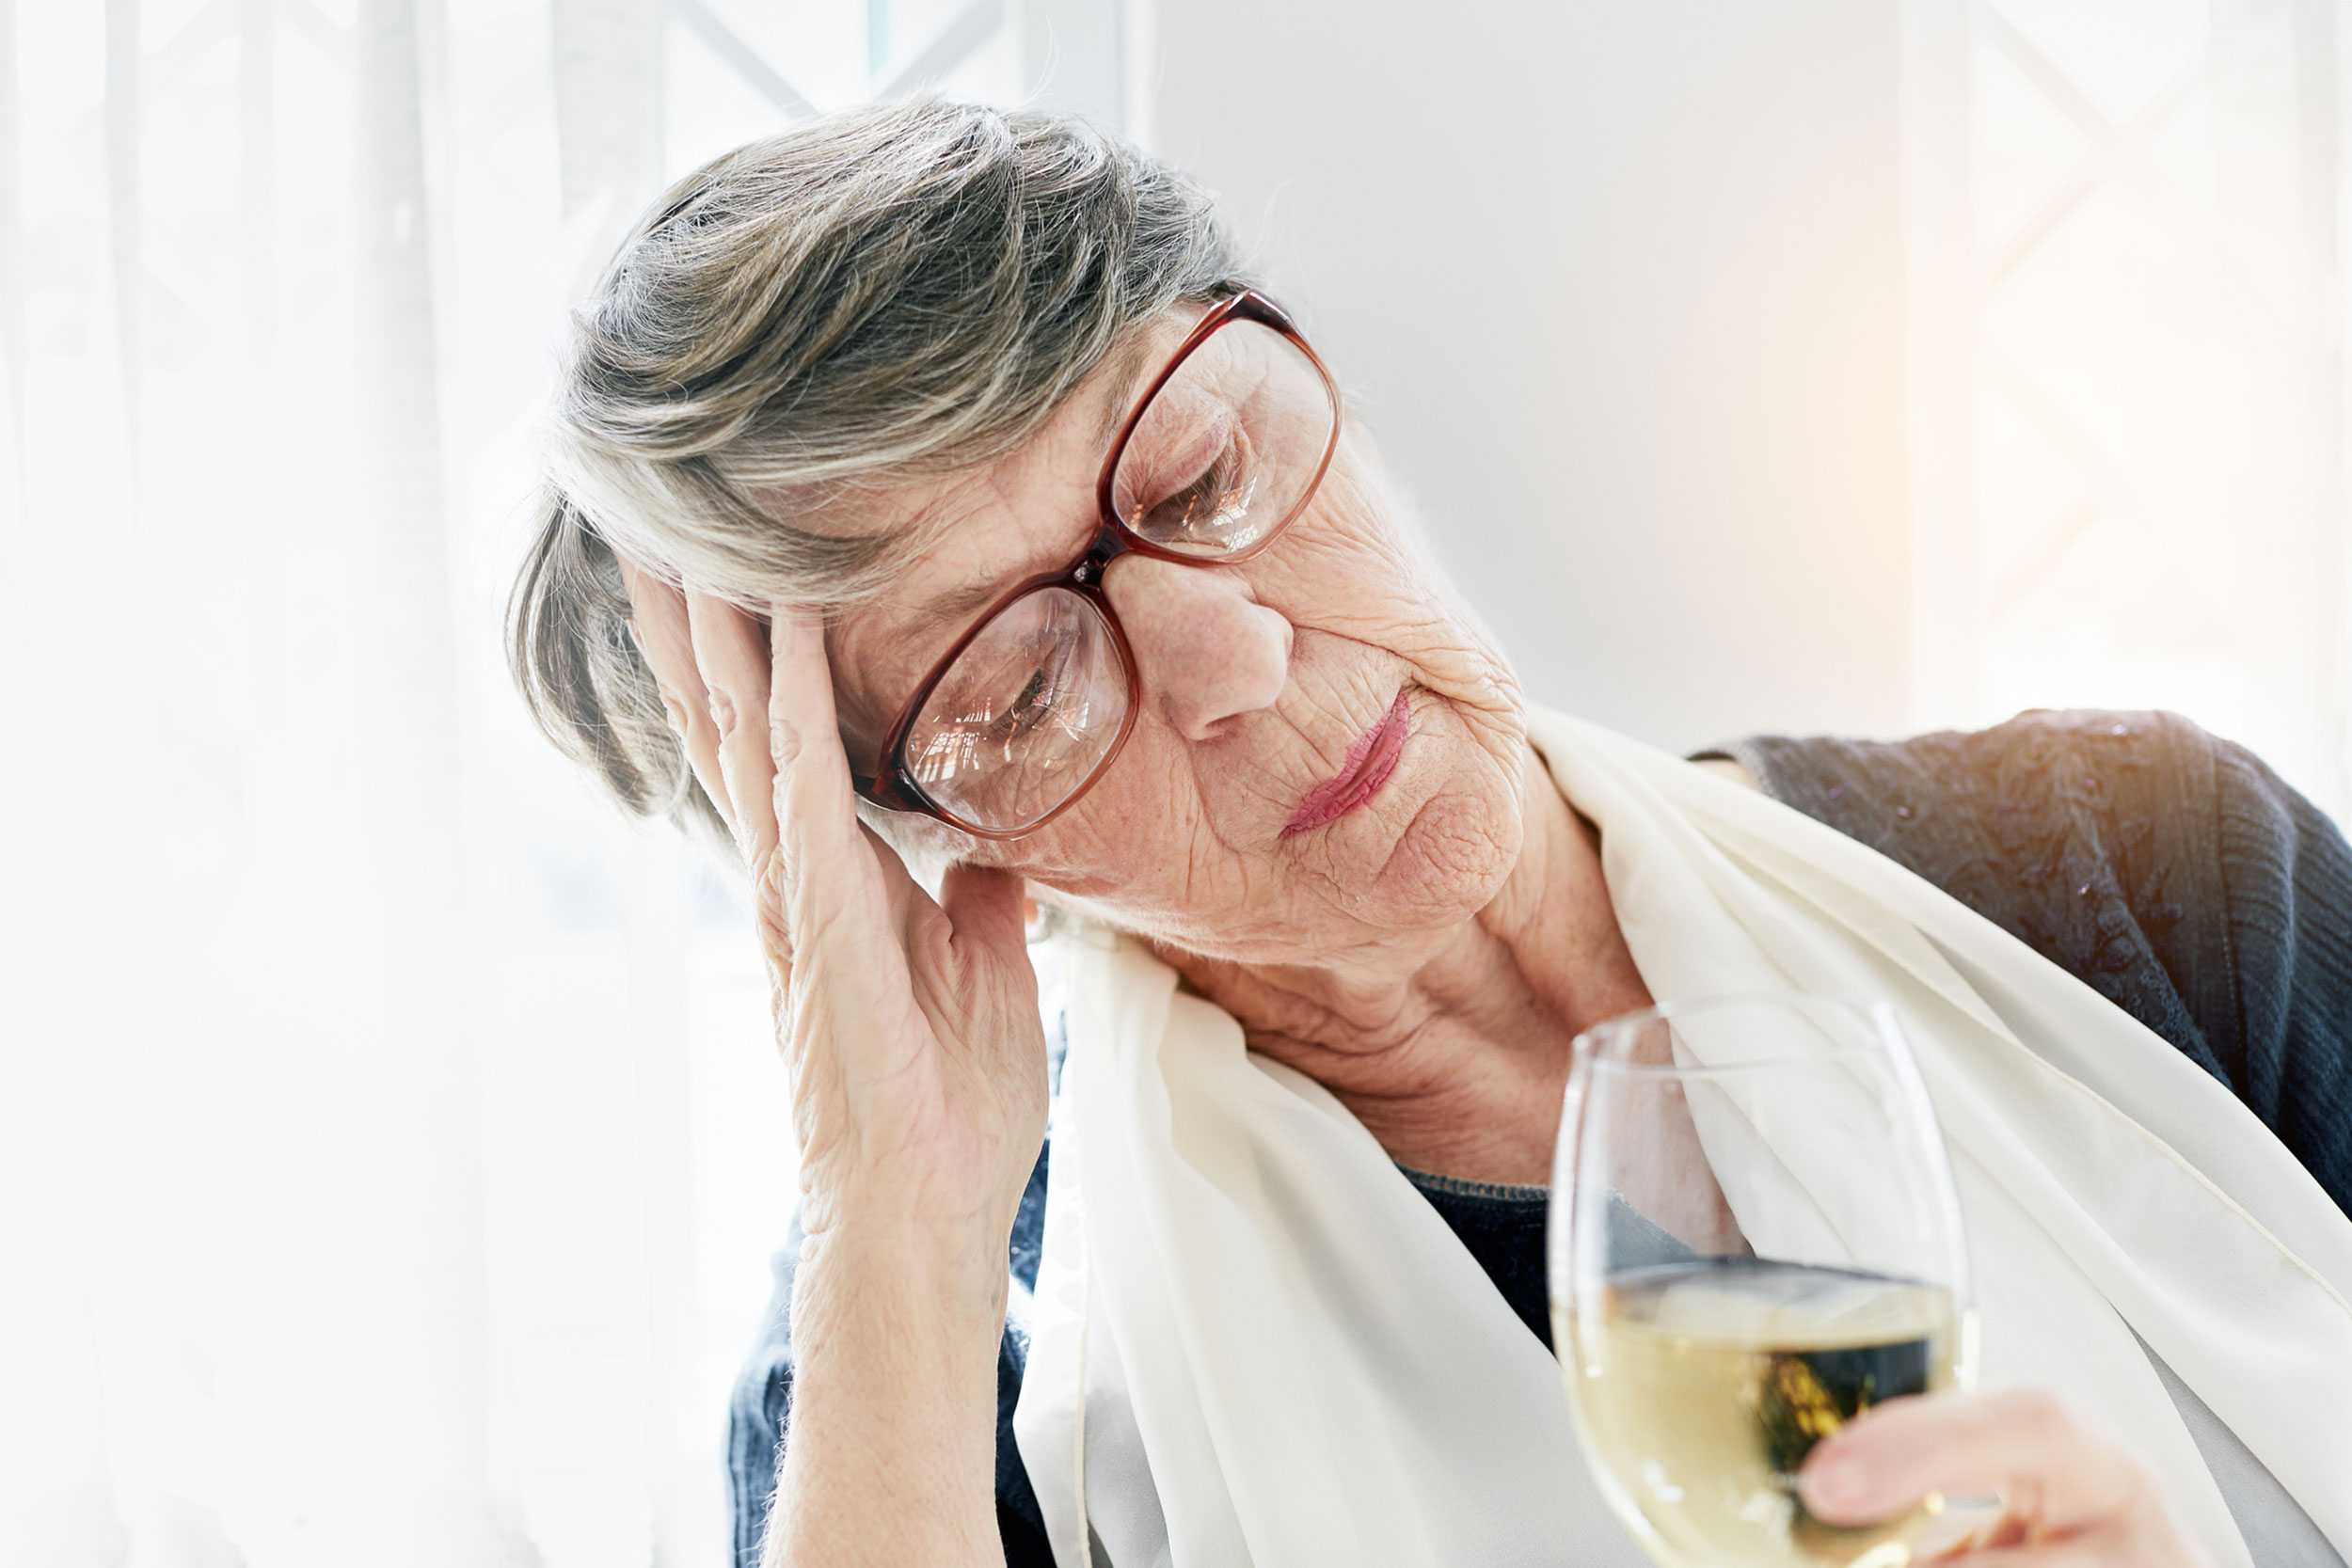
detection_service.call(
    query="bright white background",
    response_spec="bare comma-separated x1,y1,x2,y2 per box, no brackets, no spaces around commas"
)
1,2,2345,1565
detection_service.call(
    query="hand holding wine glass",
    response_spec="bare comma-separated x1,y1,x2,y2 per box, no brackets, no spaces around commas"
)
1549,994,1971,1568
1549,994,2214,1568
1797,1386,2213,1566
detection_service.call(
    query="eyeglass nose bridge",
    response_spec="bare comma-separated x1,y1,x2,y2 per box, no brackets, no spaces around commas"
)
1065,519,1134,589
1072,505,1270,592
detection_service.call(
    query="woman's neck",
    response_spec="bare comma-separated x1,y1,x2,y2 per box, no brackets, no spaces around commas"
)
1155,744,1651,1185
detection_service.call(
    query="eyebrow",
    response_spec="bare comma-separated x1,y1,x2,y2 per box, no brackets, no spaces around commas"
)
904,575,1013,641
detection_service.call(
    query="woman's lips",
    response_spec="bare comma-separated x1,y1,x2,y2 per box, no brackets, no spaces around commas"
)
1281,689,1411,838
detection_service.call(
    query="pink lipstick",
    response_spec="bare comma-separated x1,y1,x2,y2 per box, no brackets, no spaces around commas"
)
1282,689,1411,838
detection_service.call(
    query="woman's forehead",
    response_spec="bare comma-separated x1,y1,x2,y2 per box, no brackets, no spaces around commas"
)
821,308,1208,705
840,320,1185,598
818,372,1124,725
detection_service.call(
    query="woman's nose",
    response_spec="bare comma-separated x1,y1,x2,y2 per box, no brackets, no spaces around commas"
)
1103,553,1293,741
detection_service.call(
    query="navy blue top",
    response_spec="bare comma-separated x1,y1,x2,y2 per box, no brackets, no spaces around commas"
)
726,709,2352,1566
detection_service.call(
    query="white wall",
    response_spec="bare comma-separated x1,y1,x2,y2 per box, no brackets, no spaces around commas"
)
1149,1,1913,753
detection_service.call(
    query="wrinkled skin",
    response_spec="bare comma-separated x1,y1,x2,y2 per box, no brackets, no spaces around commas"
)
819,312,1534,974
616,308,2217,1568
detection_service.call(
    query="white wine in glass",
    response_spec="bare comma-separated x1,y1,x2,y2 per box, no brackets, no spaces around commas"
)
1549,995,1974,1568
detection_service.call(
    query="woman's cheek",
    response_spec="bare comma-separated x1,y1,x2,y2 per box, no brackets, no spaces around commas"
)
1007,784,1203,907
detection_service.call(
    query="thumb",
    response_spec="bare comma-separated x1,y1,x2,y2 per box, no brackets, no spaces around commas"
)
937,863,1033,966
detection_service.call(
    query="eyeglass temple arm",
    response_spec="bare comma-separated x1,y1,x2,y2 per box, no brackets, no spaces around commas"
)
850,766,928,815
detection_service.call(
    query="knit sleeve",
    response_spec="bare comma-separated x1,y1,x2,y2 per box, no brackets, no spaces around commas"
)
2208,736,2352,1209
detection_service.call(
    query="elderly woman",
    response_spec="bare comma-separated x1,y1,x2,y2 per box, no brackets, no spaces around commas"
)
511,101,2352,1568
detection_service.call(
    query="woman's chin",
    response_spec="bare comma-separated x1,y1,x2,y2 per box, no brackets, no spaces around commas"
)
1368,783,1522,928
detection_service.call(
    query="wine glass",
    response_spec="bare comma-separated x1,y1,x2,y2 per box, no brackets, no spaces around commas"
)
1549,994,1975,1568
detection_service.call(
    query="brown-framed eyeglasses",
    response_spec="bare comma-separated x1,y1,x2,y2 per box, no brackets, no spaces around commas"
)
851,290,1342,839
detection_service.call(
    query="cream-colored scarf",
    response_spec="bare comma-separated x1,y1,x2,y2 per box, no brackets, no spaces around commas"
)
1012,708,2352,1566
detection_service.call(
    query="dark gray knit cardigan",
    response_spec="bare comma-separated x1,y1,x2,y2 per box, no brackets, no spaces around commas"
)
728,709,2352,1567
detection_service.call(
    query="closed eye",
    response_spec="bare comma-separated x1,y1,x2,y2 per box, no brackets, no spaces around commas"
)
988,668,1048,736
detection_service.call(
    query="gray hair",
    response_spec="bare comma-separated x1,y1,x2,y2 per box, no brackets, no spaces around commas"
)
508,98,1252,843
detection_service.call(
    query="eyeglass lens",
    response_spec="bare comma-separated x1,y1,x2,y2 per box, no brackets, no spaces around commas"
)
900,586,1128,832
900,320,1335,832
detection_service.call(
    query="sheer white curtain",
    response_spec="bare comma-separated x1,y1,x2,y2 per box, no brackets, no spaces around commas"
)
0,3,1116,1565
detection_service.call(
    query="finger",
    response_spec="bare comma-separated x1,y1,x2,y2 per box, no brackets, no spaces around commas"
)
766,604,869,918
615,557,734,827
685,587,779,872
1800,1389,2142,1532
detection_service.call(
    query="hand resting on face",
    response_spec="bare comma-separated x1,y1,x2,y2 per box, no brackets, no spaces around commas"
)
620,558,1049,1568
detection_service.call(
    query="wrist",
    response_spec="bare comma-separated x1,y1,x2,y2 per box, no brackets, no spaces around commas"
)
771,1219,1009,1564
799,1159,1030,1275
796,1215,1011,1319
789,1215,1013,1402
